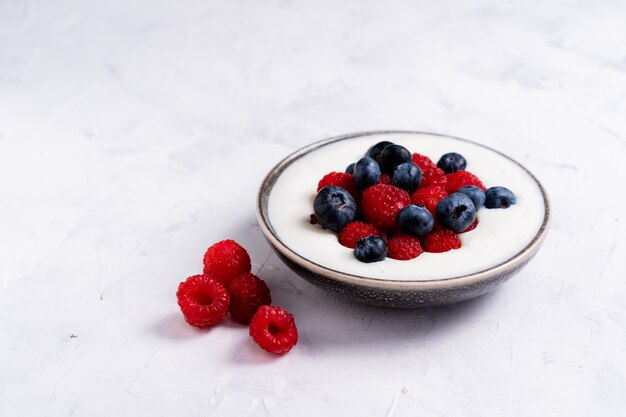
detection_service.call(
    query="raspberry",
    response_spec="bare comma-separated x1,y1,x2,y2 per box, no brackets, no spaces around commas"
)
387,232,424,260
203,240,251,288
338,221,380,249
445,171,485,194
317,172,359,200
228,273,272,324
422,227,462,253
459,218,478,233
249,306,298,354
176,274,230,328
420,166,448,188
411,153,437,171
410,186,448,215
379,173,393,185
361,184,410,229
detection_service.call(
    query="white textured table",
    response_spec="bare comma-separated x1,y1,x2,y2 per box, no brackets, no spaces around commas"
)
1,1,625,415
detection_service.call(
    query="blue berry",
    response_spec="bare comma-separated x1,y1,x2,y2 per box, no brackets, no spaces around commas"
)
392,162,422,193
437,152,467,174
354,235,387,263
366,141,394,162
345,163,355,175
458,185,486,209
379,144,412,173
436,192,477,233
313,186,357,232
484,186,516,209
353,157,381,190
396,205,434,236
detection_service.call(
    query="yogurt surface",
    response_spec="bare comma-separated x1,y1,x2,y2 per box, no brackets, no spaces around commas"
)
268,133,545,281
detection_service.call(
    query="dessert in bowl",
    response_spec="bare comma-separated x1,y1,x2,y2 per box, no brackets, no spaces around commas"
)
257,131,550,308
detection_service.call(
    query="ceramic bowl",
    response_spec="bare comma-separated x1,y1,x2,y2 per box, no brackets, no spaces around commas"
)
256,131,550,308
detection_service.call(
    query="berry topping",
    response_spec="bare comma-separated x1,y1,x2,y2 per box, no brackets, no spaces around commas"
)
366,140,394,162
177,274,230,328
228,273,272,324
387,232,424,260
485,186,517,209
436,192,477,233
249,306,298,354
339,221,380,249
392,162,422,193
458,185,486,209
410,185,448,215
379,173,393,185
203,240,251,288
361,184,411,229
437,152,467,174
379,144,412,173
411,153,437,171
314,186,358,232
396,204,435,236
422,227,462,253
460,217,478,233
445,170,485,194
317,172,359,200
353,157,381,190
420,166,448,188
345,163,356,175
354,235,387,263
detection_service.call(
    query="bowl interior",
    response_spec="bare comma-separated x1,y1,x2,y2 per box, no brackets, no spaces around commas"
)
258,131,550,288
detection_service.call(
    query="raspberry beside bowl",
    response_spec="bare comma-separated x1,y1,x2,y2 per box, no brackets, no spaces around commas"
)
256,131,550,308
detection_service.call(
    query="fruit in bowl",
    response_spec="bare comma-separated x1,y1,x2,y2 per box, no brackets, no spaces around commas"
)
257,131,550,308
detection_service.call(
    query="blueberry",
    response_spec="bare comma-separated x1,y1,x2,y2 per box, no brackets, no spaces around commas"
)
436,192,477,233
437,152,467,174
366,141,394,162
484,186,516,209
458,185,486,209
379,144,412,173
353,157,381,190
396,205,434,236
354,235,387,263
392,162,422,193
345,163,356,175
313,186,357,232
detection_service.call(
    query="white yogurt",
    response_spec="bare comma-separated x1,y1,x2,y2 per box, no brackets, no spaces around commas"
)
268,133,545,281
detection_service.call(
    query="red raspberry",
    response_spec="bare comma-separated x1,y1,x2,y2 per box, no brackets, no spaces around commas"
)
338,221,380,249
411,153,437,171
361,184,410,229
228,273,272,324
422,227,462,253
317,172,359,200
249,306,298,354
445,171,485,194
410,186,448,215
459,218,478,233
379,173,393,185
420,166,448,188
387,232,424,260
203,240,251,288
176,274,230,328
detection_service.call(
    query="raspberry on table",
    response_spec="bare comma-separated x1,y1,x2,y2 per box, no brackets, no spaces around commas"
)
339,221,380,249
445,170,485,194
203,240,251,288
361,184,410,229
410,185,448,215
249,306,298,354
422,227,462,253
317,172,359,200
228,273,272,325
176,274,230,328
387,232,424,260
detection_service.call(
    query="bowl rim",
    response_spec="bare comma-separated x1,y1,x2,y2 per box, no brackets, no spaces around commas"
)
256,130,551,290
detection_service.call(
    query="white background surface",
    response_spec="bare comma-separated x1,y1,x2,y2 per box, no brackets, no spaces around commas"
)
1,1,625,415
